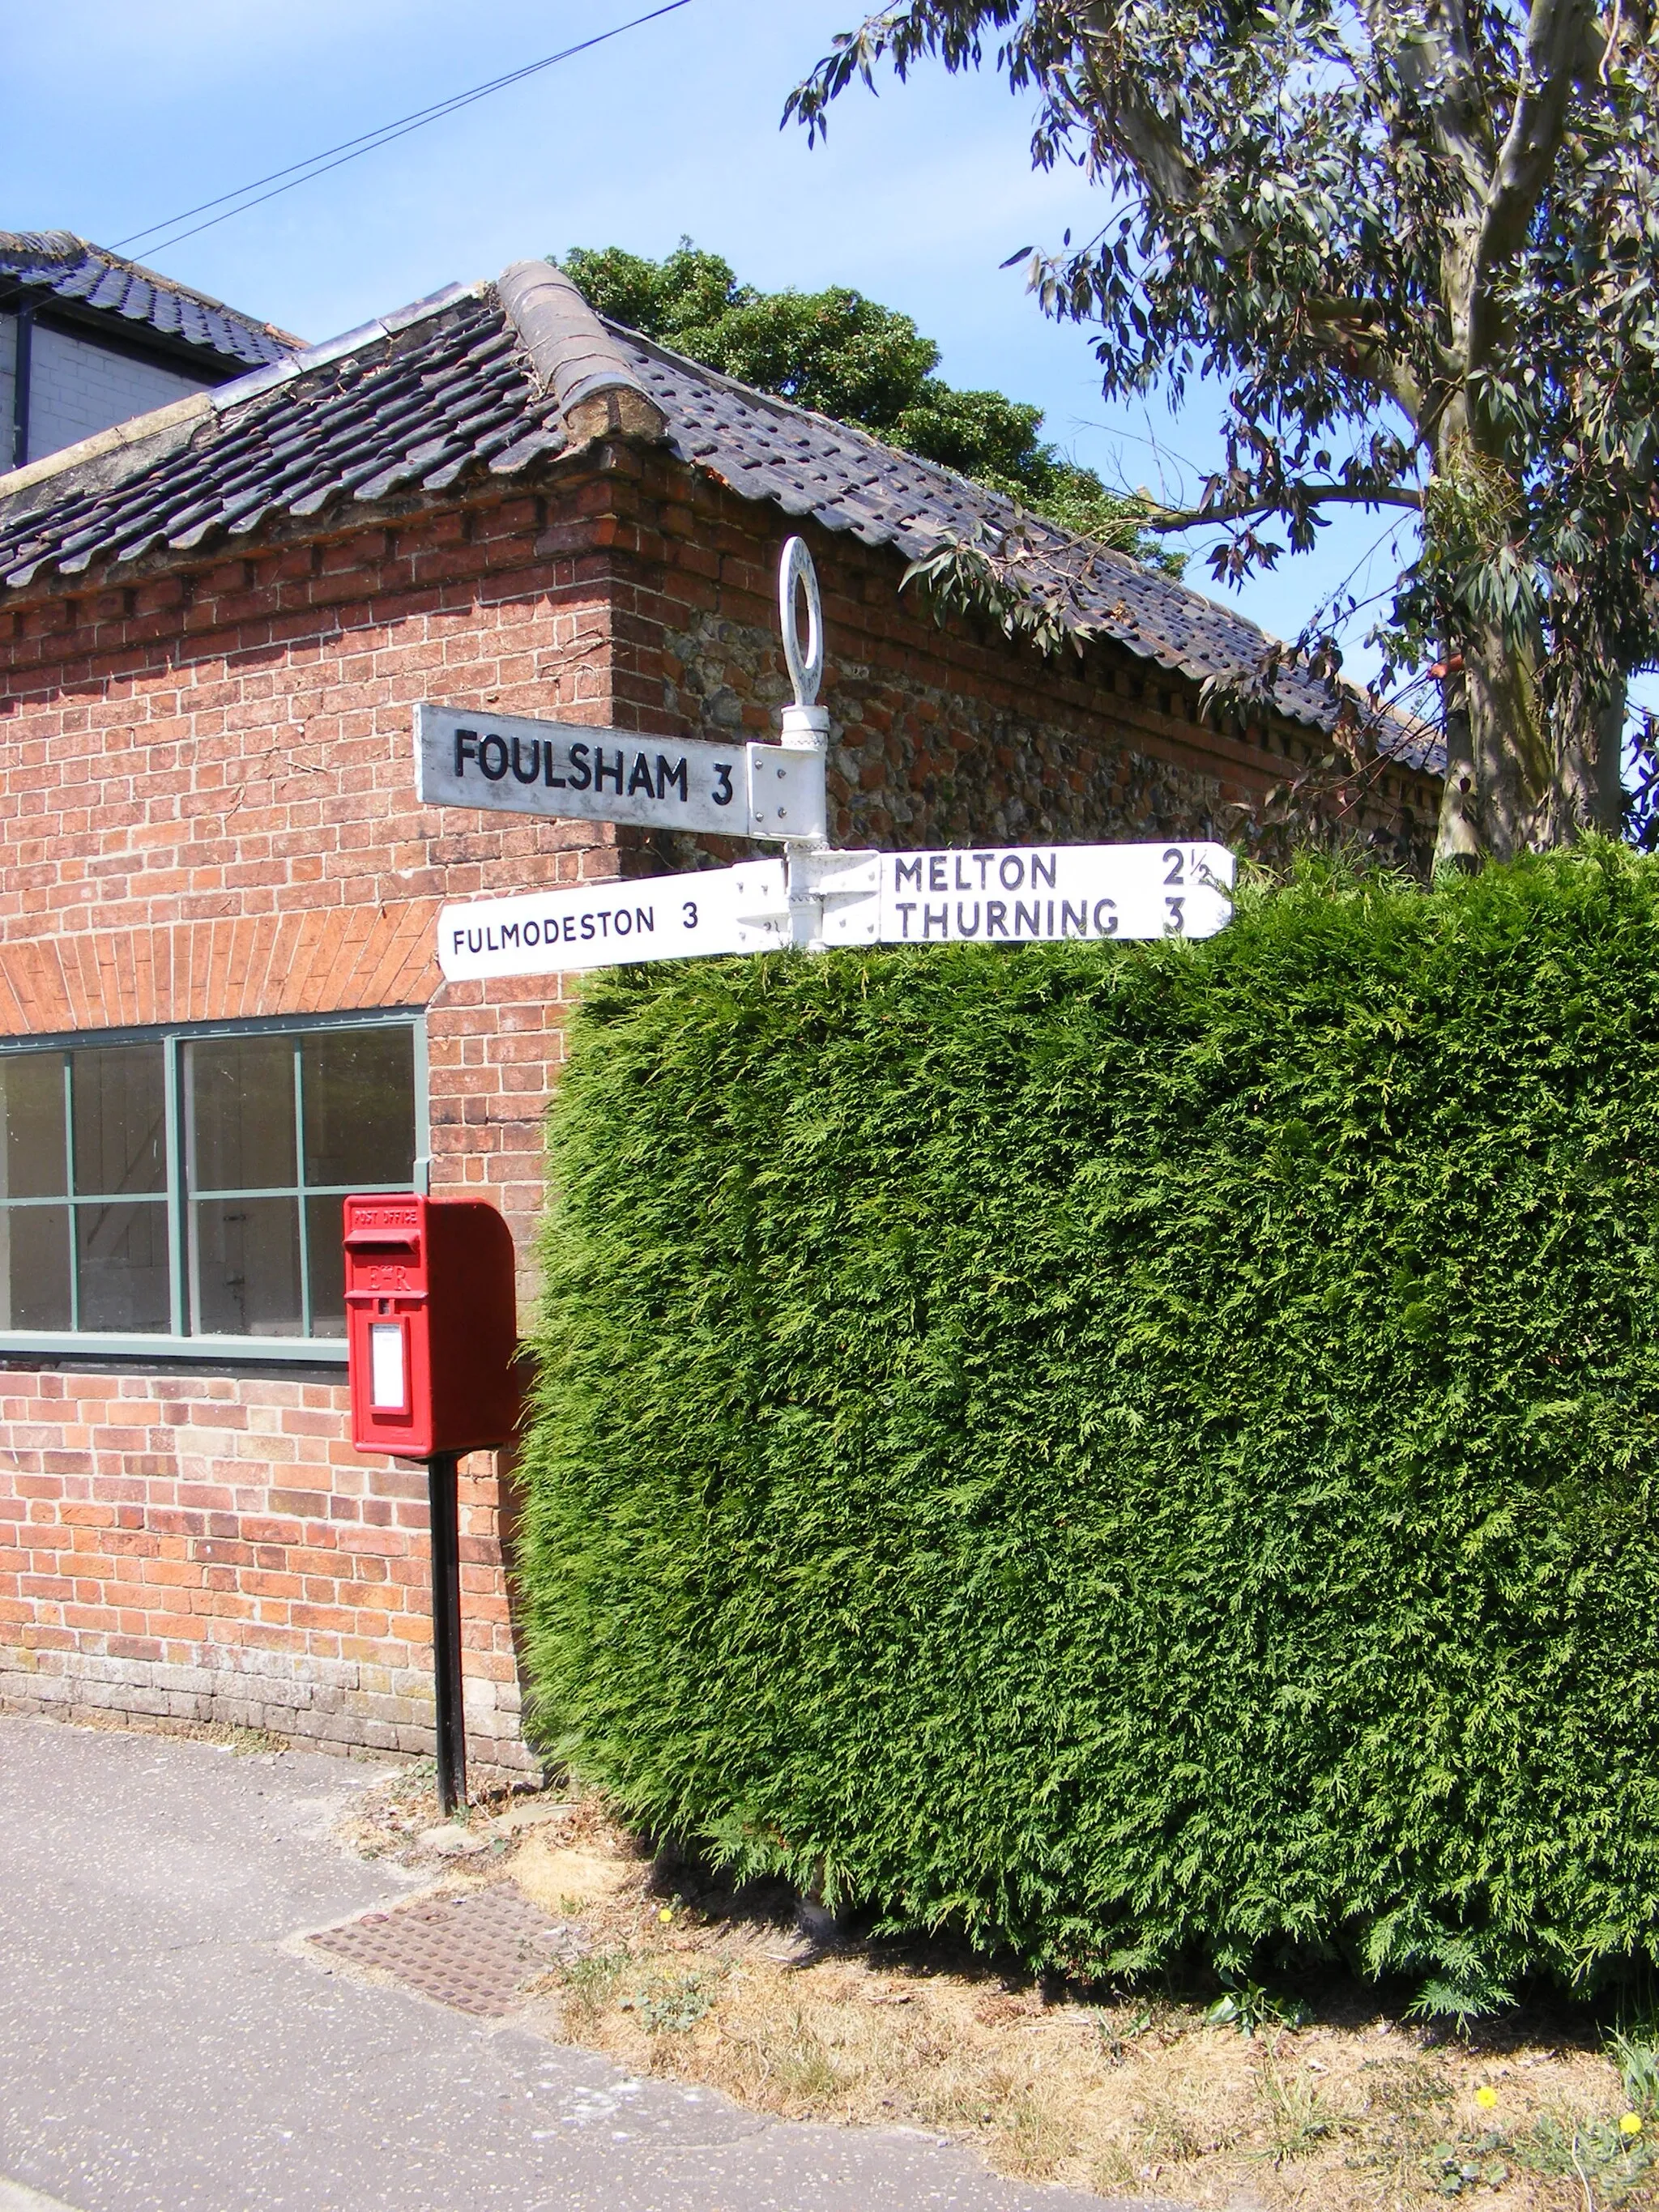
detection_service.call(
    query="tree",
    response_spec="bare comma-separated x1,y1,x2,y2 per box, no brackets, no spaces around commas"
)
788,2,1659,863
561,241,1176,561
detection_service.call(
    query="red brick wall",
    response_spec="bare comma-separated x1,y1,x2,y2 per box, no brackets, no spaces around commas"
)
0,481,626,1763
0,1367,523,1763
0,437,1439,1763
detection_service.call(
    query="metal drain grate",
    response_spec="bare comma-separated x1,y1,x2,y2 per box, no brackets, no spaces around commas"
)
309,1882,587,2016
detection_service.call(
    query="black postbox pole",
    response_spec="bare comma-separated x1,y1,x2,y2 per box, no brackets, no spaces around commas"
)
343,1196,520,1828
426,1451,467,1817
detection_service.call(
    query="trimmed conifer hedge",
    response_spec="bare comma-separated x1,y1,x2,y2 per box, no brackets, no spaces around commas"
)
517,849,1659,2000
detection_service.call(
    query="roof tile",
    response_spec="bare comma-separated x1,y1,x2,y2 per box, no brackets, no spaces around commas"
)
0,263,1438,767
0,231,296,369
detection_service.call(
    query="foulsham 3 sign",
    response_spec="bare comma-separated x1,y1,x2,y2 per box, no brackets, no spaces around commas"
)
415,703,824,842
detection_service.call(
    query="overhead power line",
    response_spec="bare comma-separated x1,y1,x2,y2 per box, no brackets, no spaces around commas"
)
113,0,695,262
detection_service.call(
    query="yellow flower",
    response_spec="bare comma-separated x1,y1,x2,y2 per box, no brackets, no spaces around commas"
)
1621,2112,1644,2137
658,1905,675,1923
1475,2086,1499,2110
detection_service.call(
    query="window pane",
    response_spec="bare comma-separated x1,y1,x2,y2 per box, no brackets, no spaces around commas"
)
72,1046,166,1197
0,1055,66,1199
75,1200,170,1331
194,1197,301,1336
0,1205,71,1327
305,1194,347,1338
190,1038,296,1193
302,1028,416,1188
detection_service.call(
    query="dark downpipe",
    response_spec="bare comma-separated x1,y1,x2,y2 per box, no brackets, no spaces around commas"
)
11,302,32,471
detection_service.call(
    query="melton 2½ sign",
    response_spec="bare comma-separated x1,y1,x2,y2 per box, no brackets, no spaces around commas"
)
816,842,1235,947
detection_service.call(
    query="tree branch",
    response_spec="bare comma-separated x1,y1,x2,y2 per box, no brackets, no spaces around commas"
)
1468,0,1595,370
1145,484,1427,531
1295,304,1432,425
1073,3,1208,211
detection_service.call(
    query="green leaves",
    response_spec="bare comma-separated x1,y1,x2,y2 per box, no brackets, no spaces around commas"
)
517,847,1659,1996
559,237,1175,564
787,2,1659,856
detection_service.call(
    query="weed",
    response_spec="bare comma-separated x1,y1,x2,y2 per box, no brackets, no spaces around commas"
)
773,2022,842,2102
1097,2006,1154,2064
1360,2054,1455,2116
558,1945,631,2021
1088,2144,1144,2193
1256,2045,1357,2167
1609,2027,1659,2120
1138,2099,1217,2163
1507,2111,1656,2200
624,1970,721,2034
720,2007,846,2105
1205,1976,1311,2037
217,1724,289,1756
1422,2131,1512,2195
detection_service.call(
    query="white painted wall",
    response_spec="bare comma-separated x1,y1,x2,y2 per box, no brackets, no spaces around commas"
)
28,324,213,461
3,321,215,470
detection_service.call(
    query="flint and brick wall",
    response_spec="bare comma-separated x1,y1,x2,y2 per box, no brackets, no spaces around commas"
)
0,433,1439,1764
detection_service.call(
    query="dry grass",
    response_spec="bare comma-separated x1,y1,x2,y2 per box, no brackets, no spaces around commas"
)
339,1772,1659,2211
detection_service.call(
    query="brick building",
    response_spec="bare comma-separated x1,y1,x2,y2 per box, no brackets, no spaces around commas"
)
0,258,1440,1767
1,232,297,473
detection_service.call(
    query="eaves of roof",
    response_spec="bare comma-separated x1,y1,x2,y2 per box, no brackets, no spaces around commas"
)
0,258,1442,777
0,231,299,372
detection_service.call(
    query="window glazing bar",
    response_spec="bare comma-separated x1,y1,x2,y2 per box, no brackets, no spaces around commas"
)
62,1052,78,1332
164,1037,185,1337
183,1181,414,1203
293,1038,311,1339
0,1330,348,1365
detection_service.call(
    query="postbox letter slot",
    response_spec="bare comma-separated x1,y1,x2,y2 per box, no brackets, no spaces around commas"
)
369,1321,408,1413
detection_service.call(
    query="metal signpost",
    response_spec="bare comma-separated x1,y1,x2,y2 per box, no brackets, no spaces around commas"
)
424,535,1236,978
406,539,1237,1774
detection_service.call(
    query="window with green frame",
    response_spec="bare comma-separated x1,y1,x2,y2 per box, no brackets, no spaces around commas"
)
0,1018,422,1346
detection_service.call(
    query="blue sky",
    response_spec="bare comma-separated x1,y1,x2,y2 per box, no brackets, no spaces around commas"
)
6,0,1412,684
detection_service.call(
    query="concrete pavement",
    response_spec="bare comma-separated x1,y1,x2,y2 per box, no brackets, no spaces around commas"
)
0,1716,1171,2212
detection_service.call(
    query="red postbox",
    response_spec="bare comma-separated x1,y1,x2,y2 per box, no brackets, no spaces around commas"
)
343,1195,519,1459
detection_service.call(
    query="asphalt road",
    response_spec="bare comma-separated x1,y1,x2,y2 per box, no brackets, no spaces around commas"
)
0,1715,1172,2212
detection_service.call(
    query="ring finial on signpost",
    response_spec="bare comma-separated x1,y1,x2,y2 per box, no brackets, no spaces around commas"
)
779,537,825,713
